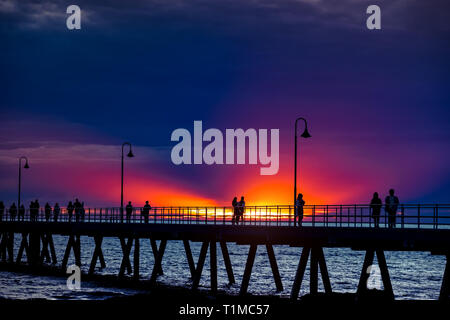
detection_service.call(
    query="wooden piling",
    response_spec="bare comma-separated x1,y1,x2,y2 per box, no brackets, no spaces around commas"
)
220,241,235,284
16,233,29,264
89,236,105,275
357,249,375,294
150,239,167,284
317,247,332,293
376,249,394,299
183,240,196,278
210,241,217,294
151,239,164,275
290,246,310,300
192,241,209,290
134,237,140,280
266,244,283,291
439,253,450,301
310,247,319,294
240,244,257,295
119,237,133,277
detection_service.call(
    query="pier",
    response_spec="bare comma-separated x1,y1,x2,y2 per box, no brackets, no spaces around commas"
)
1,204,449,301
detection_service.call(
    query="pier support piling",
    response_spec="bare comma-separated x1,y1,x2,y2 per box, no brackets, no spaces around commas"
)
266,244,283,291
210,241,217,294
240,244,257,295
16,232,29,264
134,237,140,280
357,249,394,299
183,240,196,278
220,241,235,284
192,241,209,290
89,236,105,275
62,234,81,270
151,239,164,275
440,253,450,301
290,247,331,300
119,237,133,277
150,239,167,284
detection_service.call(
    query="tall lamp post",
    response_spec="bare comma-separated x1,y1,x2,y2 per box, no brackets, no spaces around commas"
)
121,142,134,223
18,156,30,208
294,117,311,206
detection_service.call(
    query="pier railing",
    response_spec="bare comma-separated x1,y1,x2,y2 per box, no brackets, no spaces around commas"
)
1,204,450,229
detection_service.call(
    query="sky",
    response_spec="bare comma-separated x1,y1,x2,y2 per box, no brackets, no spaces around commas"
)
0,0,449,207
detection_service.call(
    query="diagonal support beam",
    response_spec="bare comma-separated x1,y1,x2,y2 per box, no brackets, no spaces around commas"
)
119,237,133,277
89,236,105,275
183,240,196,278
151,239,164,275
16,233,29,264
266,244,283,291
240,244,258,295
291,247,310,300
192,241,209,290
440,253,450,301
220,241,235,284
376,249,394,299
150,239,167,284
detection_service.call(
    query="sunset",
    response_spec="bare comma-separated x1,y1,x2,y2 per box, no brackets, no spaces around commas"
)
0,0,449,316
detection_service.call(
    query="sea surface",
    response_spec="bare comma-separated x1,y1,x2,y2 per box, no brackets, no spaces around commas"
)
0,235,445,300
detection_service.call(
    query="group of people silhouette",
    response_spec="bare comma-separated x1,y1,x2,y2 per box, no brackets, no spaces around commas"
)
231,196,246,225
124,200,152,223
370,189,400,228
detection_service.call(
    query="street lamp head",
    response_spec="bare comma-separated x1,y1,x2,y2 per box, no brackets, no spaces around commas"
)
127,150,134,158
300,127,312,138
24,162,30,169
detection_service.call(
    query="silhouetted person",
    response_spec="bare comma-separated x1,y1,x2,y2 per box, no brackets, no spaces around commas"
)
0,201,4,222
53,203,60,222
385,189,399,228
370,192,382,228
295,193,305,227
45,202,52,222
33,199,40,222
232,197,238,225
237,196,245,224
18,204,25,222
81,202,85,222
126,201,133,223
9,203,17,221
74,198,81,222
142,201,151,223
29,201,35,222
67,201,74,222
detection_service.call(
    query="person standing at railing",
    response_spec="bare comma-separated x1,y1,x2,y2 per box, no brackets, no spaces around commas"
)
18,204,25,222
44,202,52,222
126,201,133,223
237,196,245,224
142,200,151,223
295,193,305,227
53,203,60,222
232,197,238,225
30,199,40,222
370,192,382,228
385,189,399,228
81,202,86,222
9,202,17,221
74,198,82,222
67,201,74,222
0,201,5,222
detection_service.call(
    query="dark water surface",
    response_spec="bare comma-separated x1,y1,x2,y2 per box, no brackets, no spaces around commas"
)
0,235,445,300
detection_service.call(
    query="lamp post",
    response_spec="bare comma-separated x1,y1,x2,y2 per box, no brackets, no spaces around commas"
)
18,156,30,208
294,117,311,207
121,142,134,223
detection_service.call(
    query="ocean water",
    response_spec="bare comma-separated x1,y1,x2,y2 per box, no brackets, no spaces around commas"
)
0,235,445,300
